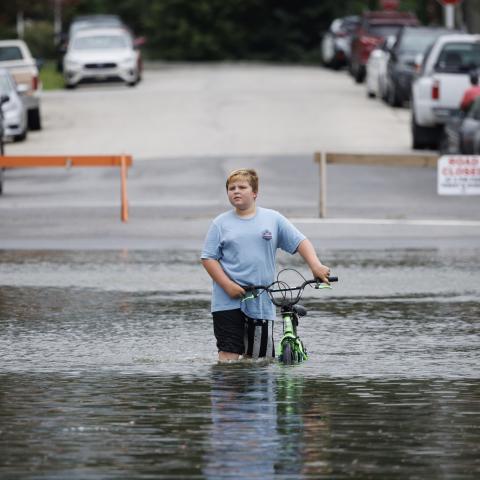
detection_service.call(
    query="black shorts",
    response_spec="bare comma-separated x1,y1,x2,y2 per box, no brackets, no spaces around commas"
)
212,309,275,359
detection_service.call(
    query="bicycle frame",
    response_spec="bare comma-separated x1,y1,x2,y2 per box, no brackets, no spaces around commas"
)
278,306,308,363
242,272,337,364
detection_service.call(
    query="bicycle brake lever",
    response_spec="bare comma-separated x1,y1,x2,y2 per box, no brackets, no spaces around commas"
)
241,292,257,302
314,282,332,290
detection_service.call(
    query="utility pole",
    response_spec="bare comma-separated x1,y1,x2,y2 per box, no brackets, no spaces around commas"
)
54,0,62,45
16,11,25,38
437,0,463,29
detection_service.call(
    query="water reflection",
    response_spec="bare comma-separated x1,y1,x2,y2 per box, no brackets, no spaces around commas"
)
0,249,479,479
0,370,479,479
204,364,279,479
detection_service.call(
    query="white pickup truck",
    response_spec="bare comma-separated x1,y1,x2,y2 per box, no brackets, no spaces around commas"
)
411,34,480,149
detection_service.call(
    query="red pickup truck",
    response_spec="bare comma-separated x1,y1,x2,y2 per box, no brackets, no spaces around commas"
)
349,10,419,83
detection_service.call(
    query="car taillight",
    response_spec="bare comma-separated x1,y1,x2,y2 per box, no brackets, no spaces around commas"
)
432,80,440,100
32,75,38,91
360,36,378,46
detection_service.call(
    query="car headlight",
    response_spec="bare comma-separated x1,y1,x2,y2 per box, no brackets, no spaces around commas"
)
1,101,14,112
120,56,136,67
64,58,81,70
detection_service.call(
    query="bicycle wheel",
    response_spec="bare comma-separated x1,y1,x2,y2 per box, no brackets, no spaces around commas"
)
281,341,296,365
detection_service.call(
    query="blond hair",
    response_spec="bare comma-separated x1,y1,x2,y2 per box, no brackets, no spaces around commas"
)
225,169,259,193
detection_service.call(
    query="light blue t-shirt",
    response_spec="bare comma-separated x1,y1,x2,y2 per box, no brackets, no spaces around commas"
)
201,207,306,321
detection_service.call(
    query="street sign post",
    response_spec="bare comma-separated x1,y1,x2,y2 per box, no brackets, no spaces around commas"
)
437,0,463,29
438,155,480,195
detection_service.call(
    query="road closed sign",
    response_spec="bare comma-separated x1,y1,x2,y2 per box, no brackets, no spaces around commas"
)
438,155,480,195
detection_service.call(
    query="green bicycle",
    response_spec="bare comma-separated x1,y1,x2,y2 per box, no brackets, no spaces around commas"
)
242,269,338,365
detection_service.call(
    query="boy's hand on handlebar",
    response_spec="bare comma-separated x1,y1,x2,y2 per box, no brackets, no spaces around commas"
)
225,282,246,299
312,264,331,285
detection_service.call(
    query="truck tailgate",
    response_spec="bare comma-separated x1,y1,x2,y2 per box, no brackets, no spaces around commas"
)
435,73,471,108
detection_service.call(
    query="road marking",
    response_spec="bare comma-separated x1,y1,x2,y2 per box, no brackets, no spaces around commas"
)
292,218,480,227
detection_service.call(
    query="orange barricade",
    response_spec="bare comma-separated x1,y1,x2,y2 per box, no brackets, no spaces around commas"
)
0,155,133,222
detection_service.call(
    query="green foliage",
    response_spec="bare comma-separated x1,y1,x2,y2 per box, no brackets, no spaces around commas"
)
24,21,56,59
0,0,445,62
0,25,17,41
39,60,64,90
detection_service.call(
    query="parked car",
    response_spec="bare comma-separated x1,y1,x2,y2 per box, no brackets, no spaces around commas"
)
440,95,480,154
473,127,480,154
411,34,480,149
0,39,42,130
57,14,145,77
385,26,455,107
349,10,419,83
366,35,396,99
0,68,28,142
0,93,6,154
0,91,6,194
321,16,360,69
458,95,480,153
63,27,141,88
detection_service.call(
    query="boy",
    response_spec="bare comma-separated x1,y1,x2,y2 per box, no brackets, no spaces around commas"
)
201,168,331,362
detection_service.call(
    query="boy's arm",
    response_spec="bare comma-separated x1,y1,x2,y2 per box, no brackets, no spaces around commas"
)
201,259,246,298
296,239,331,284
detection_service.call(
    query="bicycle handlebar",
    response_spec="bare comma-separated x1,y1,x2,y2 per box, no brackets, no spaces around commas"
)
243,276,338,292
241,276,338,307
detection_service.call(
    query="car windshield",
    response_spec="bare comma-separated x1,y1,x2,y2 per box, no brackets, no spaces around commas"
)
367,24,403,38
70,20,122,37
399,30,449,54
435,42,480,73
71,35,129,50
0,46,23,61
342,18,360,33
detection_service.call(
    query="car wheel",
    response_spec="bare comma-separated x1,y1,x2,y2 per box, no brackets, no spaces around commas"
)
387,82,401,107
411,113,439,150
13,128,28,142
438,128,451,155
354,64,365,84
28,107,42,131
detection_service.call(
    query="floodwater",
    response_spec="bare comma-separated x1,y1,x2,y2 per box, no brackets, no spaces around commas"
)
0,249,479,479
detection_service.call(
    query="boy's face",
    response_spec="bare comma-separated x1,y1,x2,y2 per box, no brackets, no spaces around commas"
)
227,179,257,211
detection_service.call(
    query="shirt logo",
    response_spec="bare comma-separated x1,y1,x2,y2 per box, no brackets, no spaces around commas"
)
262,230,272,240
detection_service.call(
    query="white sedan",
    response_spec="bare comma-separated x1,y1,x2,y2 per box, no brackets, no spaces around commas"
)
63,28,140,88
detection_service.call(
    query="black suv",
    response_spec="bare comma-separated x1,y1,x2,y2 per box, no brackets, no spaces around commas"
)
385,26,454,107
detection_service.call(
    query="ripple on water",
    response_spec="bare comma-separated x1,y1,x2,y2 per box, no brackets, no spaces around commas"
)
0,249,479,479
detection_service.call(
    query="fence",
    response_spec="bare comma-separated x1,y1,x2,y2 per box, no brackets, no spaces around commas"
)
313,152,438,217
0,155,133,222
